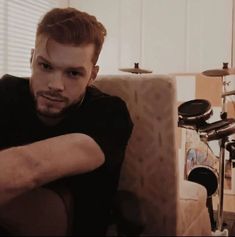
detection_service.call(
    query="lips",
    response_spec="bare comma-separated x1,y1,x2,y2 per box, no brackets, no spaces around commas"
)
41,95,65,102
36,90,68,104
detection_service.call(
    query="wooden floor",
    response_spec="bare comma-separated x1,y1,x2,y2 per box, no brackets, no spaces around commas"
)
213,194,235,236
213,194,235,213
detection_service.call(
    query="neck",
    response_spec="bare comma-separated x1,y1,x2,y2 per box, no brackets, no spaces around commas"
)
37,113,64,126
35,93,86,126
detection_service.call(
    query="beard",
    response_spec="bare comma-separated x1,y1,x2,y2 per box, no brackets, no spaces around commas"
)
34,90,85,119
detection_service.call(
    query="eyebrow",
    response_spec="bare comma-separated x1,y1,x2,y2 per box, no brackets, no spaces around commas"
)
36,55,87,73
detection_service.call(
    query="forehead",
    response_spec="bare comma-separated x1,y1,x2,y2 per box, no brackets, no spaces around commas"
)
35,35,95,68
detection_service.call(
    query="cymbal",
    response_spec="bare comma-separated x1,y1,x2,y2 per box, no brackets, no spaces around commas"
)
202,69,230,77
227,67,235,74
202,62,235,77
119,63,152,74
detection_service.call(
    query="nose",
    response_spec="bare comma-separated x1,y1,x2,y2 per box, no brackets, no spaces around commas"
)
48,73,64,92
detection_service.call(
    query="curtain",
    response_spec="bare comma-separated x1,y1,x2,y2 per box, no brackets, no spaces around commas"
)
0,0,61,77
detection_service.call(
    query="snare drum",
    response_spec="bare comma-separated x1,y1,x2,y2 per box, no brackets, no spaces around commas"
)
188,165,218,197
178,99,213,130
198,118,235,142
185,147,219,197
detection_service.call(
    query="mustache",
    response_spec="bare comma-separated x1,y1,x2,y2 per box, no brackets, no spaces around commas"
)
36,91,68,102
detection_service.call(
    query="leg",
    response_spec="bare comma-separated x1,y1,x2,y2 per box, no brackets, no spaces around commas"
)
0,187,72,236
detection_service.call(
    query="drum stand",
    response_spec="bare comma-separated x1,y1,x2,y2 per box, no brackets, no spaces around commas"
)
212,137,228,236
178,71,234,236
211,75,229,236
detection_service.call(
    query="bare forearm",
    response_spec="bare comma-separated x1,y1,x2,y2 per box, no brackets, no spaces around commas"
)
0,133,104,205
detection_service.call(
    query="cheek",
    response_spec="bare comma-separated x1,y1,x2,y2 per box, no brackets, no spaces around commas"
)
31,64,49,89
68,89,83,101
31,72,49,86
65,83,87,102
30,76,45,96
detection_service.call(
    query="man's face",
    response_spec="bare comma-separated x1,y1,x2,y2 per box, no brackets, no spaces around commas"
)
30,35,98,120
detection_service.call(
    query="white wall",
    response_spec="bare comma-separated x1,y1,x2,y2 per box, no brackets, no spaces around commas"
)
55,0,69,7
142,0,187,73
69,0,233,75
69,0,121,74
70,0,235,196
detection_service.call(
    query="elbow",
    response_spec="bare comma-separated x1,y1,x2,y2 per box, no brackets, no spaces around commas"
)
96,149,105,167
72,133,105,173
84,135,105,171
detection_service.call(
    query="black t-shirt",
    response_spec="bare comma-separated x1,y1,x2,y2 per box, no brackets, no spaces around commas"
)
0,74,133,235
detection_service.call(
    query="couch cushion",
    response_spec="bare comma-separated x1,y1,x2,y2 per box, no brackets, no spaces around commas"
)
178,180,211,235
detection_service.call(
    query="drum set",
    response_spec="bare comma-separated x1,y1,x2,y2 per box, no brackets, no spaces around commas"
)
178,64,235,235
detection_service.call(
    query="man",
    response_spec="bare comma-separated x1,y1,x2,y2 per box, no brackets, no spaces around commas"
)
0,7,133,235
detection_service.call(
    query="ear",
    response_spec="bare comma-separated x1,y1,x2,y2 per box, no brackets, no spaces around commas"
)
30,48,35,67
88,65,99,86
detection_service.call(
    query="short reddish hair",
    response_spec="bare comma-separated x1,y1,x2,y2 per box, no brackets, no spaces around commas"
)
36,7,107,64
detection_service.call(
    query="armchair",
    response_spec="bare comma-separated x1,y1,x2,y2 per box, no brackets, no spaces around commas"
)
0,74,211,236
94,74,212,236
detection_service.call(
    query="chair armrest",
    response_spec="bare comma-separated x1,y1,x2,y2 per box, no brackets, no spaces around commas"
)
111,190,145,236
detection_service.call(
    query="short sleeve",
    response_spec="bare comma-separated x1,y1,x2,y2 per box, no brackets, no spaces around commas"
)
68,96,133,235
78,96,133,172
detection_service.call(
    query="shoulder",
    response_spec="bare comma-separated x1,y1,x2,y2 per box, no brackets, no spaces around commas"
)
80,86,133,167
84,86,128,111
0,74,30,104
82,85,133,138
0,74,29,89
82,86,133,127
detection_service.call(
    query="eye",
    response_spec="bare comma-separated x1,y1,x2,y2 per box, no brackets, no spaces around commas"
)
38,62,52,71
67,70,83,78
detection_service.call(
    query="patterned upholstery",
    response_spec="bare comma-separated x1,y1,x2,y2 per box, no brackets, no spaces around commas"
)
94,74,211,236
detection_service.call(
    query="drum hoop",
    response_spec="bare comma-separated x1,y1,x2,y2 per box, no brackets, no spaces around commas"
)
187,165,218,197
188,165,218,177
179,108,212,121
178,99,211,117
218,121,235,133
199,118,235,131
199,121,235,141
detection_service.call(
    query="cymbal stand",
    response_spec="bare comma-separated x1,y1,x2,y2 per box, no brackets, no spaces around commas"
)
213,75,229,236
201,134,228,235
220,75,229,119
216,137,227,233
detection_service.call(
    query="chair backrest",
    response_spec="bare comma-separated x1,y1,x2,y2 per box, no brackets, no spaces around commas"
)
94,74,178,235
